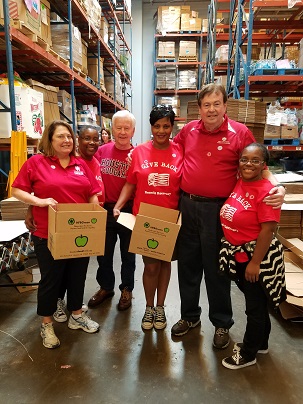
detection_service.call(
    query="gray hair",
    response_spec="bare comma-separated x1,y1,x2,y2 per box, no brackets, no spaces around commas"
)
112,110,136,128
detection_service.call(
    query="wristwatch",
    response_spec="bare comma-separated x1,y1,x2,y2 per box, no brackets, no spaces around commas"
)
275,183,285,188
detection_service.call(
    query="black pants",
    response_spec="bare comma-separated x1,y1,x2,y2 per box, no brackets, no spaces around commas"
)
236,261,271,361
32,236,89,316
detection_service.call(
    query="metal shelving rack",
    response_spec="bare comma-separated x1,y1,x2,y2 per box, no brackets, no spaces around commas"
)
0,0,132,134
227,0,303,100
153,32,205,121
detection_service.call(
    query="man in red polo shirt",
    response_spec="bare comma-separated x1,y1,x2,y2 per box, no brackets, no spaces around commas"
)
171,83,285,349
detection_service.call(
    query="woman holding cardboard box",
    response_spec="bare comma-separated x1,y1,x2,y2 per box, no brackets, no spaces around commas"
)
12,120,101,349
113,105,183,330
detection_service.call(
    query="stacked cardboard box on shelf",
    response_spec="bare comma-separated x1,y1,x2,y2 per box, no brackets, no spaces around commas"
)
156,66,176,90
298,38,303,68
0,79,44,138
278,210,302,239
277,235,303,320
178,69,197,90
0,0,52,46
0,197,29,221
179,41,197,58
87,55,105,90
186,100,200,122
104,70,123,104
157,96,181,117
26,79,60,125
157,41,175,59
227,98,267,143
50,23,83,69
156,6,181,33
57,90,76,123
81,0,102,32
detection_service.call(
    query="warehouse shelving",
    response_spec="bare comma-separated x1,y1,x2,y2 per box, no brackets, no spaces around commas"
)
153,32,205,121
226,0,303,99
0,0,132,134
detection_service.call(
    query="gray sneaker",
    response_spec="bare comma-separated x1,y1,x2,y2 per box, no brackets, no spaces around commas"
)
171,319,201,336
53,298,67,323
68,313,100,333
40,322,60,349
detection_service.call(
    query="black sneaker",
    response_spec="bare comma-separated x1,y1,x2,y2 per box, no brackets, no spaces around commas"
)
154,306,167,330
222,351,256,370
234,342,269,354
213,327,230,349
141,306,154,330
171,319,201,336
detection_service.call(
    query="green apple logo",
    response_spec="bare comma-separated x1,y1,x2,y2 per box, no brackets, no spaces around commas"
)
144,222,150,228
68,218,75,225
164,228,169,233
91,218,97,224
147,239,159,249
75,235,88,247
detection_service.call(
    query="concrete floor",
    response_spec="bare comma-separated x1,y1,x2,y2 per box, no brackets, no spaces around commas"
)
0,251,302,404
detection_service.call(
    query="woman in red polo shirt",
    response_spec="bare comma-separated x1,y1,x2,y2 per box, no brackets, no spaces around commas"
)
12,120,101,349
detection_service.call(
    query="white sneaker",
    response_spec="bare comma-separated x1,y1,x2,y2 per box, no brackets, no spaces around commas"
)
68,313,100,333
40,322,60,349
82,302,88,313
53,298,67,323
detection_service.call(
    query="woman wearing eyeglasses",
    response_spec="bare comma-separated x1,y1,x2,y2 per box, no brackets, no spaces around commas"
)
12,120,102,349
219,142,286,370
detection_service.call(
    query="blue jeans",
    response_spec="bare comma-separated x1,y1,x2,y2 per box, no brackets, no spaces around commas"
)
177,194,233,329
96,211,136,292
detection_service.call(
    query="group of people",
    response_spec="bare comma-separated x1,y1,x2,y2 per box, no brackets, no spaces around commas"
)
12,83,286,370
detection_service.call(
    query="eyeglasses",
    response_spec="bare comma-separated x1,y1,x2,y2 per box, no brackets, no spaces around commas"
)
79,136,100,143
239,158,264,166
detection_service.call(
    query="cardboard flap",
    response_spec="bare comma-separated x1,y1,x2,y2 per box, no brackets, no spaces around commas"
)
277,234,303,260
138,202,180,223
117,212,136,231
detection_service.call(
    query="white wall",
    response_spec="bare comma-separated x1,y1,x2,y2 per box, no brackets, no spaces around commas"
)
131,1,209,145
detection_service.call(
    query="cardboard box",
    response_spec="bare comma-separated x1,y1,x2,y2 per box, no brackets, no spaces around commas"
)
40,0,51,46
57,89,76,122
0,0,41,36
26,79,60,125
157,6,181,33
48,203,107,260
188,17,202,32
264,124,281,138
158,41,175,58
7,267,40,293
88,55,104,84
281,125,299,139
117,203,181,262
277,237,303,319
179,40,196,57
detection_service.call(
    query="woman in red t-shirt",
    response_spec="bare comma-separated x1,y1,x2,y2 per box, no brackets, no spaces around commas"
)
114,105,183,331
219,143,286,370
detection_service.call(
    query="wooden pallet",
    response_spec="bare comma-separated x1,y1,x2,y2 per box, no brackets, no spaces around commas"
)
24,33,50,51
49,49,69,65
178,56,198,62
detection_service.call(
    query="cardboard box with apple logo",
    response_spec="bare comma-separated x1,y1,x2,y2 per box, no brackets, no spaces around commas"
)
48,203,107,259
117,202,181,262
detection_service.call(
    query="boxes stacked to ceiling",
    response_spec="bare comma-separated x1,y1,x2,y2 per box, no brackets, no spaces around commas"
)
157,96,180,117
104,70,123,105
178,69,197,90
